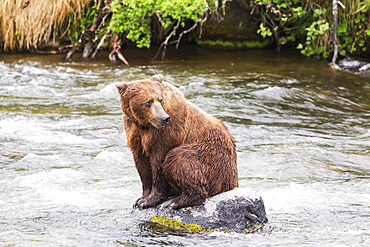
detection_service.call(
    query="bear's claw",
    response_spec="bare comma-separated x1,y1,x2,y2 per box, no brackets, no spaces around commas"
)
133,197,144,209
134,194,167,209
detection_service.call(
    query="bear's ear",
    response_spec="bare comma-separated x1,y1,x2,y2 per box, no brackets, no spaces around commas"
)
116,83,128,93
151,74,163,83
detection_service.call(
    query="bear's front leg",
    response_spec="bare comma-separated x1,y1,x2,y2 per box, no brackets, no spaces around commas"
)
132,151,153,208
135,165,170,209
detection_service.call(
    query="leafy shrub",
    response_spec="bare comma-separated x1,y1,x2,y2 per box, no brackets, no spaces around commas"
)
109,0,215,49
252,0,370,57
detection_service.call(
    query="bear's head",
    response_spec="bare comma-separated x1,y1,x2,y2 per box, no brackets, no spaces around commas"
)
116,74,170,128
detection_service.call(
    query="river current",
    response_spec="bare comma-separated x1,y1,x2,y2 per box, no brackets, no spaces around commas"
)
1,48,369,246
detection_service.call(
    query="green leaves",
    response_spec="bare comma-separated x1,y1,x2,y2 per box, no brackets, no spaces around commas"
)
109,0,154,48
313,8,326,17
109,0,211,48
257,23,273,38
255,0,370,57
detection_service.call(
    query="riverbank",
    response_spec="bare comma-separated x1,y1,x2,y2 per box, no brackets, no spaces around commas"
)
2,1,370,60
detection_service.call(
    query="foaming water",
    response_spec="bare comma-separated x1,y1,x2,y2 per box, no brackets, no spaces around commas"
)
1,49,370,246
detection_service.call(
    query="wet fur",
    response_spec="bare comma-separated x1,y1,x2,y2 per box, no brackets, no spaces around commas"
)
117,75,238,210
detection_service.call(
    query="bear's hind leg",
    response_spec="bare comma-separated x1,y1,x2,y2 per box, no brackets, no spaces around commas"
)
169,189,207,210
163,147,208,210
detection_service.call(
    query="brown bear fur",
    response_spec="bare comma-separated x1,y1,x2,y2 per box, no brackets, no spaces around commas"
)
117,74,238,210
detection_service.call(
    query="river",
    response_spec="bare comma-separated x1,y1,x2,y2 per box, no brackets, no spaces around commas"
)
1,47,370,246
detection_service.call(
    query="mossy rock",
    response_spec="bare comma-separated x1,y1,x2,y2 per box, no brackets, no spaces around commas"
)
150,216,208,233
133,188,268,234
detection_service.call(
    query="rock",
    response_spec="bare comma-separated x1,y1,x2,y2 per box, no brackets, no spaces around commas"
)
132,188,268,233
337,57,370,75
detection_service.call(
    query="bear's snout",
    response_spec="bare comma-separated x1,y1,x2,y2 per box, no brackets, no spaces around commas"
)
151,102,170,128
162,115,170,124
155,113,170,128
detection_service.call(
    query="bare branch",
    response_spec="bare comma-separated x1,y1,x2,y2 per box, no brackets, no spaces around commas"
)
154,19,181,60
175,21,198,49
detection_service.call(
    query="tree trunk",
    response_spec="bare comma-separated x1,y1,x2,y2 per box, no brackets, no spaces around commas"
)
330,0,339,66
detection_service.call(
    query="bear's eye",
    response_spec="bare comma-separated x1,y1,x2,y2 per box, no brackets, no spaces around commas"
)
145,101,152,107
159,99,164,104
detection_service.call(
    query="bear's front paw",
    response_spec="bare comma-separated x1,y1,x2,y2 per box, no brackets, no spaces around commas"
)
133,197,146,209
135,193,167,209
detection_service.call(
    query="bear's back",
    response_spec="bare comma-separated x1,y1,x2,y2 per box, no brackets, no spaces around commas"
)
161,81,231,146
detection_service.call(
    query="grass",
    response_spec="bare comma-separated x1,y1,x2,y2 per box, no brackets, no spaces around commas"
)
0,0,89,51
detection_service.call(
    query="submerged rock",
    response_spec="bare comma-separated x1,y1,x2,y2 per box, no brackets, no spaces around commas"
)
338,58,370,75
132,188,268,233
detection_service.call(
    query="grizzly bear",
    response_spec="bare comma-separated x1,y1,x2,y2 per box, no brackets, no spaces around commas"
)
116,74,238,210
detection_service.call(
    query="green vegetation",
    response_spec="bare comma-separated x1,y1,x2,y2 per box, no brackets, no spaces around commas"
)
1,0,369,59
109,0,211,48
252,0,370,57
67,2,101,44
197,39,270,49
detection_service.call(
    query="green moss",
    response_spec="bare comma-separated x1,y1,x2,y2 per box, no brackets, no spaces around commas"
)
197,39,270,50
204,25,258,34
150,216,207,233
